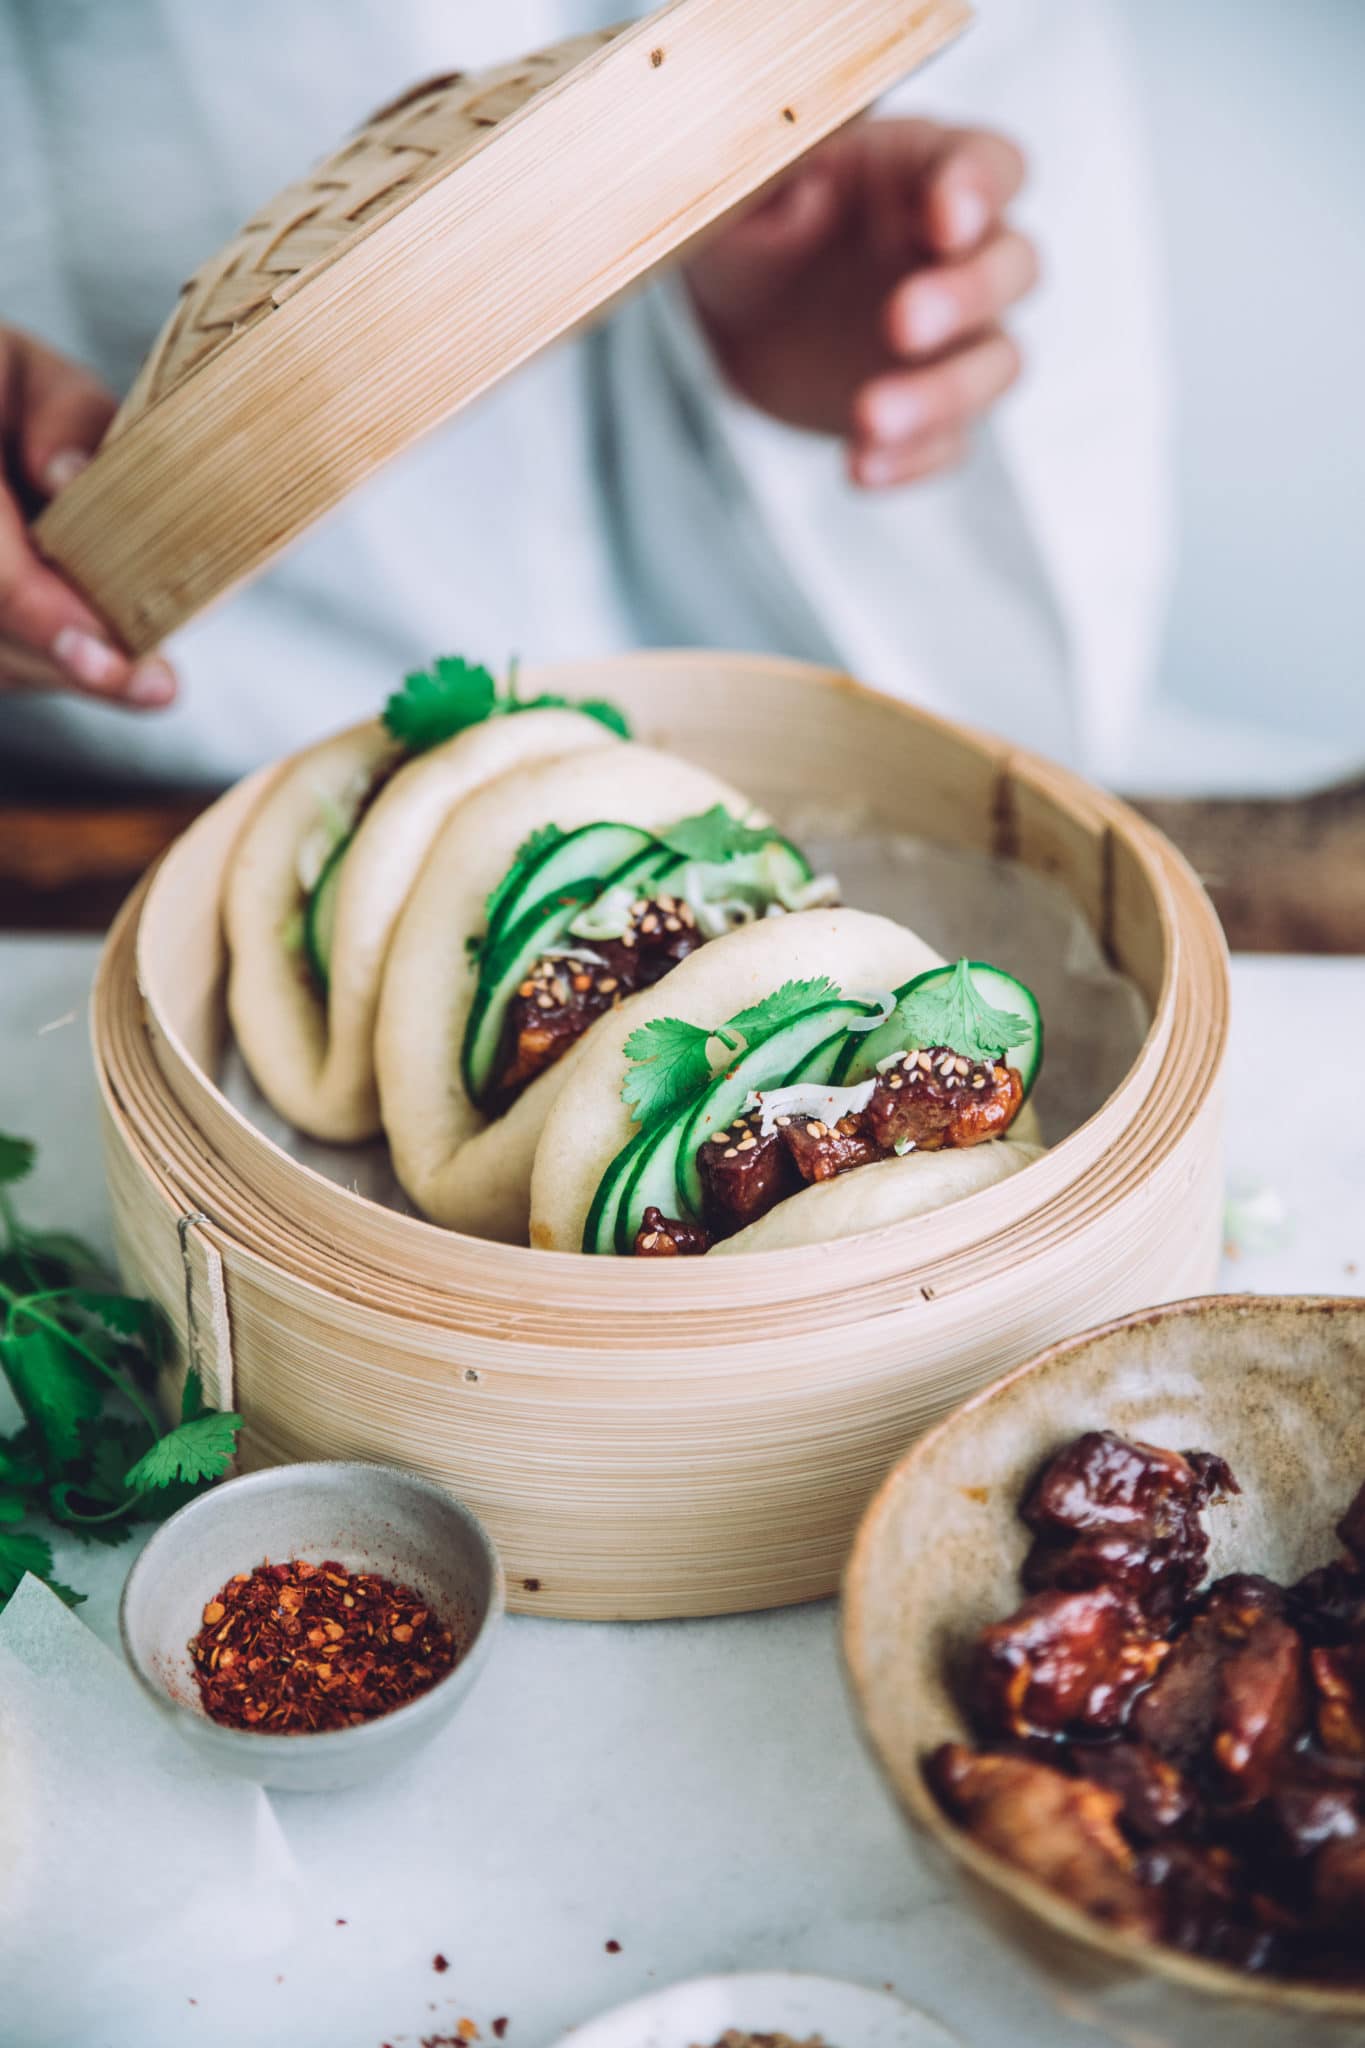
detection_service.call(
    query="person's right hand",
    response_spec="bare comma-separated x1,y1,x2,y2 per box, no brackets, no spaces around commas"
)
1,327,176,708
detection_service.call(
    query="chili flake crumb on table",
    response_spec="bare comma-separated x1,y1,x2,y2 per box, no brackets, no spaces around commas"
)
188,1558,457,1732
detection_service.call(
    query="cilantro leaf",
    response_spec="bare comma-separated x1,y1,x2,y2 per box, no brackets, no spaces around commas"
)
620,1017,723,1128
382,656,632,755
382,656,498,752
618,979,845,1130
0,1526,84,1607
0,1490,26,1523
515,692,631,738
1,1326,102,1467
0,1133,35,1186
727,977,840,1045
658,806,775,865
124,1410,243,1493
893,959,1030,1063
68,1290,163,1369
0,1434,44,1492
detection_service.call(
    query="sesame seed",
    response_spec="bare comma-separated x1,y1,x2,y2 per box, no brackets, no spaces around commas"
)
711,1131,729,1145
640,914,659,934
738,1134,757,1151
954,1056,970,1075
808,1120,827,1137
724,1147,738,1159
664,916,681,932
536,993,554,1011
972,1075,986,1088
631,899,647,915
640,1232,659,1250
890,1074,903,1089
598,975,618,994
776,1115,792,1127
620,932,635,948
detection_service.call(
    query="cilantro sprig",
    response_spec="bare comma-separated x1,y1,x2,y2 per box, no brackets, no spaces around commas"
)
621,977,839,1129
0,1134,242,1616
657,806,776,865
382,655,629,755
893,959,1029,1064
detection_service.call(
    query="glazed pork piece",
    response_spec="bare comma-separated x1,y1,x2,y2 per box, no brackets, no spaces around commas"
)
930,1743,1160,1937
969,1584,1165,1740
1021,1430,1237,1627
927,1429,1365,1983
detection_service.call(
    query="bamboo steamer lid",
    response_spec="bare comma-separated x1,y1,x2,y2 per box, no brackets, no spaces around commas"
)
33,0,970,655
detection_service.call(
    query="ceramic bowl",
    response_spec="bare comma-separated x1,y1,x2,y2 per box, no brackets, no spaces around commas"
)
844,1294,1365,2047
551,1971,961,2048
120,1460,504,1792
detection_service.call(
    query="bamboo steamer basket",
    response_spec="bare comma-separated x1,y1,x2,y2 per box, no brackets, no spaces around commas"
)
91,652,1230,1620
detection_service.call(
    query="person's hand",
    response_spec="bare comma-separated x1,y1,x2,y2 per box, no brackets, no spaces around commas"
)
0,327,176,706
683,119,1036,488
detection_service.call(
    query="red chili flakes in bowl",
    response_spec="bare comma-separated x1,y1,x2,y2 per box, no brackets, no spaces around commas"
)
188,1558,457,1732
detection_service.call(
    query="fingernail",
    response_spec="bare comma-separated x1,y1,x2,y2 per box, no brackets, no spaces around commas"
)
904,283,957,352
945,186,988,250
125,658,176,707
42,448,92,495
52,625,124,688
869,386,925,440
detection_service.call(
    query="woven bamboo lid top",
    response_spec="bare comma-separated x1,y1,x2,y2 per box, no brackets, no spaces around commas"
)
36,0,970,655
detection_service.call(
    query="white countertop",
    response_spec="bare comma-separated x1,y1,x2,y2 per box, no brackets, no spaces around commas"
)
3,939,1363,2048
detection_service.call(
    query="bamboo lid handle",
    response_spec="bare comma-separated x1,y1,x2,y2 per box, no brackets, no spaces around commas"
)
31,0,971,657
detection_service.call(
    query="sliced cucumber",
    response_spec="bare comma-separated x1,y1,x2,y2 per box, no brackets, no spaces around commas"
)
583,1125,656,1256
783,1026,855,1085
673,998,879,1222
612,1120,686,1254
303,833,351,992
832,961,1043,1099
484,822,656,955
462,885,599,1104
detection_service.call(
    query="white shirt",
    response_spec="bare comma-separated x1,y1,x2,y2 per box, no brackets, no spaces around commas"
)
0,0,1171,790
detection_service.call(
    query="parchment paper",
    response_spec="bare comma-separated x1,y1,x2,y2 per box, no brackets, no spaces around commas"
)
0,1576,301,2048
220,832,1149,1215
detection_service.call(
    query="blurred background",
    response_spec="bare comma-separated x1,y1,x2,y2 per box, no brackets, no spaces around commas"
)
1124,0,1365,790
0,0,1361,938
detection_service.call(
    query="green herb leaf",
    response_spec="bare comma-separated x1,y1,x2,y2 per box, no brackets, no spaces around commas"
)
382,657,632,755
727,977,840,1044
620,1017,724,1128
0,1526,83,1607
0,1434,44,1492
1,1326,103,1467
658,806,775,866
514,691,631,738
0,1490,26,1523
894,959,1029,1064
382,656,498,752
124,1410,243,1493
68,1290,163,1366
0,1133,35,1186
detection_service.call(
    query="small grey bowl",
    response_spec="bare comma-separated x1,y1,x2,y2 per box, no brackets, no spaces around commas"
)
120,1460,504,1793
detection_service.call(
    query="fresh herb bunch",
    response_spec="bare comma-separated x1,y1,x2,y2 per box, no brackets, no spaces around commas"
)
892,959,1028,1065
382,655,629,754
621,978,840,1128
0,1134,242,1615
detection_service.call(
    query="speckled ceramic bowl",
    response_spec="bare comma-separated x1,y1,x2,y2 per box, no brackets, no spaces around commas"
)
120,1460,504,1792
844,1294,1365,2048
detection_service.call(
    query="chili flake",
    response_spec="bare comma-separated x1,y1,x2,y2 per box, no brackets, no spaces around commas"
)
187,1558,458,1733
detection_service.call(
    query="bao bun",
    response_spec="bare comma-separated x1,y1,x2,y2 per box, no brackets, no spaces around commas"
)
375,742,755,1241
225,707,610,1142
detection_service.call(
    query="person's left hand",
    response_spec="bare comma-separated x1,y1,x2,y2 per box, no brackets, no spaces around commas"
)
682,118,1037,488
